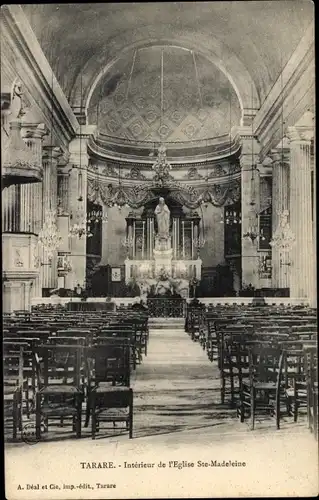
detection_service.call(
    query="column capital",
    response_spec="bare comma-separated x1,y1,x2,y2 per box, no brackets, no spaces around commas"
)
22,122,49,141
269,149,290,167
286,126,313,144
287,111,314,144
43,145,63,163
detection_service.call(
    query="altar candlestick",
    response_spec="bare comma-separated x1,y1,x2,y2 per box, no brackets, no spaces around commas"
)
142,221,145,259
182,220,185,258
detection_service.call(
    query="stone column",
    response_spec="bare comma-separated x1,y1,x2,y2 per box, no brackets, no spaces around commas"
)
287,112,314,302
40,146,62,290
238,127,261,289
21,124,48,234
270,150,290,289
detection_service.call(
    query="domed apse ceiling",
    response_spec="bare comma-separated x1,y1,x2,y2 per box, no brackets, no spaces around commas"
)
87,46,241,142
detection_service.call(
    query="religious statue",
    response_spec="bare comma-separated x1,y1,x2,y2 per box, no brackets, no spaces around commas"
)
154,197,170,238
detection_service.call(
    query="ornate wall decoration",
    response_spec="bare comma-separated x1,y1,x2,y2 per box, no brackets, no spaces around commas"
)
125,166,146,180
184,167,203,180
88,174,240,210
14,249,24,267
152,145,174,186
102,163,118,177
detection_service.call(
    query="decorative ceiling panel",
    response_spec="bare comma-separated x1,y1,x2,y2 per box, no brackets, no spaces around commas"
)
87,46,241,142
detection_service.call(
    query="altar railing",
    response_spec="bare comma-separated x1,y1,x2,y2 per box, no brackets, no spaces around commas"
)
146,297,186,317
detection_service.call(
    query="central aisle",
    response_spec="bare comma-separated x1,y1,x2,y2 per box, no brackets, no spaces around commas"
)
131,325,241,439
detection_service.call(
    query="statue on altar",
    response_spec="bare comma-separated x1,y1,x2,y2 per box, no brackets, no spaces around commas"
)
155,197,170,238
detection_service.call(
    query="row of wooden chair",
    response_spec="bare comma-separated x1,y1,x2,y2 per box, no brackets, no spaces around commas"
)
3,309,149,442
185,303,317,435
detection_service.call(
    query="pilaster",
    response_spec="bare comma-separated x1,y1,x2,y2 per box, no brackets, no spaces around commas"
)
287,112,315,303
20,123,48,234
270,149,290,289
39,145,63,290
237,127,261,289
66,136,90,289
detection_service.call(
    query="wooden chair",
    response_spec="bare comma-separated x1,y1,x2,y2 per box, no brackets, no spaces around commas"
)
304,345,318,439
85,342,133,439
35,344,84,440
281,348,308,423
3,346,24,440
238,344,285,430
4,338,39,417
206,318,218,362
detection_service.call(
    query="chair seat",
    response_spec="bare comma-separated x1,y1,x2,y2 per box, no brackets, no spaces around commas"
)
94,385,131,394
286,388,307,397
40,385,81,394
41,405,78,416
4,392,15,401
96,408,129,420
243,380,277,390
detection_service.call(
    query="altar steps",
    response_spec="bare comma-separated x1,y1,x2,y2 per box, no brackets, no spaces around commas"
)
149,318,185,330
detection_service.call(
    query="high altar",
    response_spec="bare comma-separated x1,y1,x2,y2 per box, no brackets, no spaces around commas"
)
124,196,203,298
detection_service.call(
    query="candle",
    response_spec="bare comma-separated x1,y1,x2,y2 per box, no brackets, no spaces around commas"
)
182,221,185,258
142,221,145,260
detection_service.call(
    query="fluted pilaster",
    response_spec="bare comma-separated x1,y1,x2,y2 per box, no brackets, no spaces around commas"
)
2,184,20,232
21,124,48,234
66,136,89,289
238,129,261,289
270,151,290,289
40,146,62,289
287,114,314,302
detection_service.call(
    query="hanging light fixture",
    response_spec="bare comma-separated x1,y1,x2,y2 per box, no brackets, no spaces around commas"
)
69,72,93,238
242,82,260,244
269,49,295,253
38,209,62,263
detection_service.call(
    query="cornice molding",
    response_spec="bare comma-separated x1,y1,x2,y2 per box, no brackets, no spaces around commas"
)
1,6,79,151
87,133,241,166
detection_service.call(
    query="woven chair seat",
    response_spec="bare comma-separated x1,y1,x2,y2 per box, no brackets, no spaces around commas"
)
39,385,81,394
96,408,130,420
94,385,131,394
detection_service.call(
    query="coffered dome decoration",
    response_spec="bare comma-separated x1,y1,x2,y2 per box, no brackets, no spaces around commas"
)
87,46,241,142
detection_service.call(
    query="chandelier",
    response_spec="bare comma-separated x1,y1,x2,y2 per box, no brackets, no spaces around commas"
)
220,208,241,225
37,209,62,262
69,216,93,239
87,208,108,224
270,210,295,252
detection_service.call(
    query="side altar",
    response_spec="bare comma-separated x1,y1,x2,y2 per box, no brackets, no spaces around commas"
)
124,197,203,299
